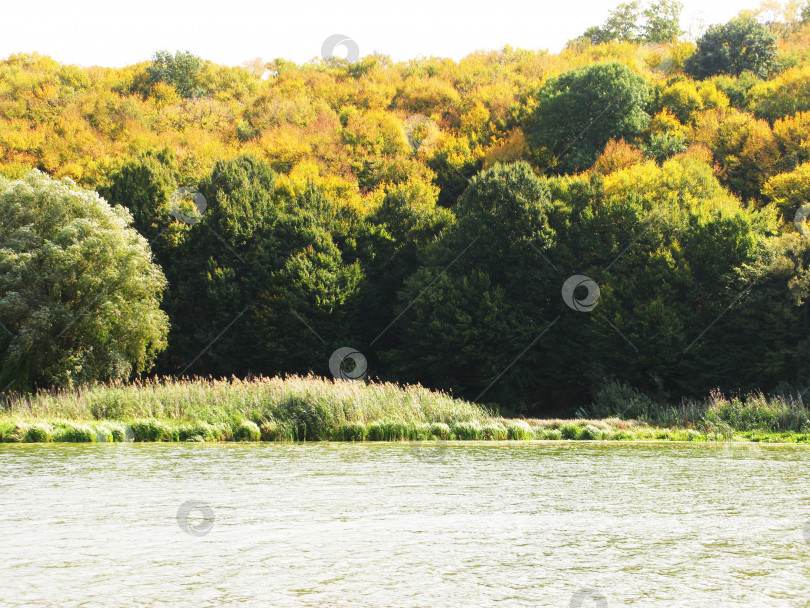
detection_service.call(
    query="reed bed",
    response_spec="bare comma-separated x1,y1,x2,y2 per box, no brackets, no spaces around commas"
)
1,376,810,443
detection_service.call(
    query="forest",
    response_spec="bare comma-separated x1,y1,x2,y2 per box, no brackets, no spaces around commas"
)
2,1,810,416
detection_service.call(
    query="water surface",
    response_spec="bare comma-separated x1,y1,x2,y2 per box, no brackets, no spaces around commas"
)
1,441,809,607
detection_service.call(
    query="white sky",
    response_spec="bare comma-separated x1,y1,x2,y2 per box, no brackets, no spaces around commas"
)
1,0,758,67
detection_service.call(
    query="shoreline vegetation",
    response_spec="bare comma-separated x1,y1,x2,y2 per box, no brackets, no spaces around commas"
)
1,376,809,444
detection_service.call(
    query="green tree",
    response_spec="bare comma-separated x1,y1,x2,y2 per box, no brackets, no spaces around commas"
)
528,62,652,173
578,0,682,44
684,15,778,79
642,0,684,43
391,162,556,404
0,171,168,391
359,179,453,351
604,2,642,41
579,2,641,43
147,50,207,99
163,155,366,379
101,150,178,245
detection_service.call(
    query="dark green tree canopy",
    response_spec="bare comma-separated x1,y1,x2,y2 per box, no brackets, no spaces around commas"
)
528,62,652,173
391,162,556,403
160,155,366,379
102,149,178,244
684,15,778,79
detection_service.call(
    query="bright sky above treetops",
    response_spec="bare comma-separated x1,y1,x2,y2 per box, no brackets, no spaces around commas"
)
3,0,758,67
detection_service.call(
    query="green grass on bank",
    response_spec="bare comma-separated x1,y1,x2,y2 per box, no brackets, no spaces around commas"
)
1,375,810,444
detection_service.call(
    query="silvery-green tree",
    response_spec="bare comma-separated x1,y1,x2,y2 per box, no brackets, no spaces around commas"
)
0,171,168,391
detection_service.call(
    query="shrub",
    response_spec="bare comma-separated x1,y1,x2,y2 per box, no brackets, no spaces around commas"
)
54,423,96,442
607,429,632,440
94,424,114,442
535,428,562,440
452,421,482,440
560,423,583,440
232,420,261,442
0,423,24,442
579,425,603,440
110,424,134,442
259,421,286,441
130,419,172,442
506,420,534,440
428,422,451,440
178,422,216,442
588,380,655,420
367,421,412,441
24,423,53,442
480,422,508,440
335,422,367,441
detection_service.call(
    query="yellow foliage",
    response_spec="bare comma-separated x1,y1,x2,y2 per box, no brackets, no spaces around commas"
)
697,82,730,111
150,82,180,108
483,129,528,168
0,41,806,213
604,154,736,213
773,110,810,161
763,162,810,221
749,65,810,120
659,80,703,125
650,109,688,138
591,139,645,175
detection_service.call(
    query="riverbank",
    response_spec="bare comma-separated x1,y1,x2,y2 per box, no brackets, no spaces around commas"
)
2,375,809,443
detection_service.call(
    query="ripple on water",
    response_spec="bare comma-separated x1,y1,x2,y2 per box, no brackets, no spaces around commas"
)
0,442,809,607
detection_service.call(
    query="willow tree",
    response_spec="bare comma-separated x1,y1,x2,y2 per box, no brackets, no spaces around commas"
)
0,171,168,391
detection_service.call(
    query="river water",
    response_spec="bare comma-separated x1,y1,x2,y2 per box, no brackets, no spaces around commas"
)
1,441,809,607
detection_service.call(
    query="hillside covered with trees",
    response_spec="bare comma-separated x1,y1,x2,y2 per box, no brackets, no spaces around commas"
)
3,1,810,414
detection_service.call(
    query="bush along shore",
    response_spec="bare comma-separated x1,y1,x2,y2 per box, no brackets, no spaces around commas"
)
1,376,810,444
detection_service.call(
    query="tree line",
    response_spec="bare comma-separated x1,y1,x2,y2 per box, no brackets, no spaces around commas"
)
2,4,810,413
